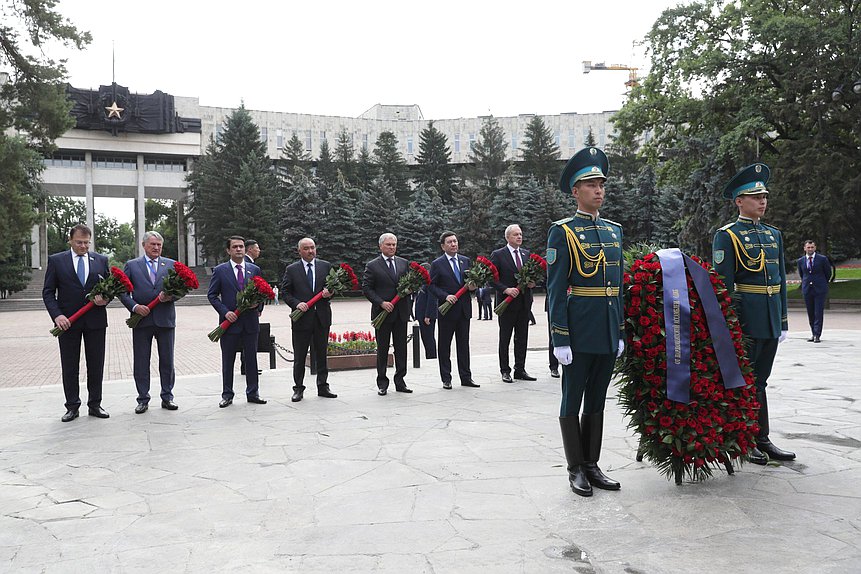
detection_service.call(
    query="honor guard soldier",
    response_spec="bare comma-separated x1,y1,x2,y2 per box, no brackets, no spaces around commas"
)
712,163,795,465
547,147,624,497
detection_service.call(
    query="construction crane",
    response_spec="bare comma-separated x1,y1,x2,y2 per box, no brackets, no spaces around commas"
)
582,61,639,89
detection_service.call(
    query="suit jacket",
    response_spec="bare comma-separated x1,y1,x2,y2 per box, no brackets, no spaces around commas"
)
429,253,472,320
119,256,177,328
42,250,110,329
207,260,262,334
798,253,831,297
489,245,533,311
362,255,412,323
414,286,437,320
282,258,333,330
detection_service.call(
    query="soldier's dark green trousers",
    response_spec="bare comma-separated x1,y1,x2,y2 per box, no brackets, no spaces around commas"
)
560,352,615,417
747,337,779,391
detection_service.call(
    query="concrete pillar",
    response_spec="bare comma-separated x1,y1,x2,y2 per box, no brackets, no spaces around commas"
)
84,152,95,248
30,224,40,269
135,154,145,258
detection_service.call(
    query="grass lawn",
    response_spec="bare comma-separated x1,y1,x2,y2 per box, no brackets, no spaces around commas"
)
787,267,861,299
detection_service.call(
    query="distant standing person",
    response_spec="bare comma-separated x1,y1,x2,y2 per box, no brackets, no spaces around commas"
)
42,224,111,422
414,265,438,360
797,240,831,343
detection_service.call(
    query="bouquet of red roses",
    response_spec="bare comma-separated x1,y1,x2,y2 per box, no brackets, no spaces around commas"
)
207,275,275,341
372,261,431,329
126,262,199,328
616,246,759,483
289,263,359,322
494,253,547,315
50,267,133,336
438,256,498,316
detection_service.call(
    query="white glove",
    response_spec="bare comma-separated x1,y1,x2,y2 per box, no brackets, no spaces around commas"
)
617,340,625,358
553,346,573,366
778,330,788,344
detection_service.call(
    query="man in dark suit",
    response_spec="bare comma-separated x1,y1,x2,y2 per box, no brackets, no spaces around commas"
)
490,224,536,383
119,231,180,414
414,265,437,360
42,224,111,422
281,237,338,402
362,233,413,396
798,239,832,343
208,235,267,408
428,231,479,390
240,238,263,377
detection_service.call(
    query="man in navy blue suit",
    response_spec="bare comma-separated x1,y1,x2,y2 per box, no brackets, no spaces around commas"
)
42,224,111,422
208,235,267,408
414,264,437,360
119,231,180,414
428,231,480,390
798,240,832,343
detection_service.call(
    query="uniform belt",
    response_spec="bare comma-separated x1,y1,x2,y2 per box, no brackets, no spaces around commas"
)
570,286,619,297
736,283,781,295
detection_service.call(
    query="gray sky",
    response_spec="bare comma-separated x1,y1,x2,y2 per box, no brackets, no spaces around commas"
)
55,0,678,119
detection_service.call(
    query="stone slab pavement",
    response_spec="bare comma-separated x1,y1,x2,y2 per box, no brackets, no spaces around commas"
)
0,299,859,573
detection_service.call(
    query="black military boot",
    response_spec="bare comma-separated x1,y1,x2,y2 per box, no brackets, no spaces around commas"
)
756,390,796,461
580,412,621,490
559,417,592,497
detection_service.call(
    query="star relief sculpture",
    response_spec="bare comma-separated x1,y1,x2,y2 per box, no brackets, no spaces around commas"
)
105,101,124,119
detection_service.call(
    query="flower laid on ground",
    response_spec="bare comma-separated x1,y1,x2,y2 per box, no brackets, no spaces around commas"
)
50,267,133,336
438,256,498,316
494,253,547,315
290,263,359,322
616,246,759,483
372,261,431,329
207,276,275,342
327,330,377,356
126,262,199,328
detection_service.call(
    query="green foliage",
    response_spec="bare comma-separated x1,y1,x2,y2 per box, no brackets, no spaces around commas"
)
334,128,356,186
281,166,323,259
355,146,378,192
145,200,178,260
415,121,454,203
396,185,448,264
523,180,570,255
45,196,86,254
0,255,30,295
372,131,409,203
95,217,135,266
0,137,42,262
489,167,531,248
356,180,399,264
315,139,337,191
318,175,361,270
282,132,310,170
519,116,561,184
468,116,508,192
451,182,493,257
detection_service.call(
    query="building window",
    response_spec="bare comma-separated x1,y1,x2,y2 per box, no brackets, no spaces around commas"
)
469,132,475,151
454,133,460,153
43,153,85,168
144,158,187,172
407,136,413,155
599,127,606,147
555,132,561,147
216,124,224,144
260,127,268,144
568,130,576,148
93,155,136,170
363,133,369,151
320,131,326,144
276,129,283,149
306,130,312,151
511,134,518,150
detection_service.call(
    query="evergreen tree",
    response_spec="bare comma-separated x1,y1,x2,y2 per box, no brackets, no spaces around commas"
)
519,116,561,184
415,121,454,203
397,185,447,264
229,153,280,279
356,146,378,193
357,179,399,264
281,166,324,259
372,131,410,203
468,116,508,193
585,128,597,147
318,174,361,269
316,139,337,192
451,182,493,258
334,128,356,186
281,132,311,174
525,181,569,254
490,166,531,242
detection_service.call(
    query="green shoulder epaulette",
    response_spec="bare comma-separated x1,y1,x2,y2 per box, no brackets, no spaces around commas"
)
552,217,574,226
602,218,622,229
761,222,781,232
718,222,735,231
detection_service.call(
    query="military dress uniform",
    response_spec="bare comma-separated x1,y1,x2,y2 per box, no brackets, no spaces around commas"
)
547,147,624,497
712,163,795,464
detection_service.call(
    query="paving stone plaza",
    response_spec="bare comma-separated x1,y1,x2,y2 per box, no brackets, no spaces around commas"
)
1,300,859,573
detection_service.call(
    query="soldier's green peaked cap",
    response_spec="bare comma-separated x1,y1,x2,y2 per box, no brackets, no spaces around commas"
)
723,163,770,199
559,146,609,193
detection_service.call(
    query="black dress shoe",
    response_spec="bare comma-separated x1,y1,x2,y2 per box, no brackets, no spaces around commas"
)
88,406,110,419
318,388,337,398
291,390,304,402
378,388,388,396
814,337,821,343
247,396,267,404
501,373,514,383
550,368,560,378
219,398,233,408
758,440,796,461
748,446,768,465
442,381,452,389
134,403,148,414
161,400,179,410
395,387,413,393
514,371,537,381
807,337,815,342
426,353,437,359
461,380,480,388
61,409,79,422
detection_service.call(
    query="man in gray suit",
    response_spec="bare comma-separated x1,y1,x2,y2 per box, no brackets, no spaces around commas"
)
119,231,180,413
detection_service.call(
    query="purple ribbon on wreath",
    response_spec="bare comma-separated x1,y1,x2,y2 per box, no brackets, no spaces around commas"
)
655,249,745,404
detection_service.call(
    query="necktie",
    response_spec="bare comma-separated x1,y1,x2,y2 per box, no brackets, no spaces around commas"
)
236,264,244,288
387,258,396,279
807,256,813,272
306,262,314,290
450,257,461,283
514,249,522,269
76,255,86,286
148,259,157,284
